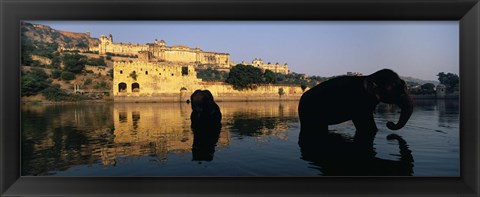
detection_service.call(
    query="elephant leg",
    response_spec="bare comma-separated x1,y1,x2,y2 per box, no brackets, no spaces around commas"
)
352,115,378,149
300,117,328,133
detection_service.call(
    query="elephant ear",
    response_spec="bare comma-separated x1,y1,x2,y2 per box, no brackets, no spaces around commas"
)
364,79,380,100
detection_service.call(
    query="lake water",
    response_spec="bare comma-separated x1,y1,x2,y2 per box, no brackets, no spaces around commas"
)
21,99,459,176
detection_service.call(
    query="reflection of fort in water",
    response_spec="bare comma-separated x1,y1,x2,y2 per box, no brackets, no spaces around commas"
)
104,101,298,165
21,101,300,175
107,103,228,165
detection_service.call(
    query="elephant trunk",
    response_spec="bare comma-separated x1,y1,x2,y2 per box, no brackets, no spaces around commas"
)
386,95,413,130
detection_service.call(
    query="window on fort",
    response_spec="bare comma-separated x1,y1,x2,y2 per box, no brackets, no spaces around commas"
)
145,71,148,75
182,67,188,76
120,70,123,74
171,73,174,76
132,83,140,92
119,83,127,92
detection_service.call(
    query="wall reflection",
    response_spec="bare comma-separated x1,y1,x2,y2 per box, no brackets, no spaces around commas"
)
22,101,299,175
107,103,230,166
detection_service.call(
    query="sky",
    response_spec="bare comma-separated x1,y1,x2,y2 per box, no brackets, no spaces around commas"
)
29,21,459,81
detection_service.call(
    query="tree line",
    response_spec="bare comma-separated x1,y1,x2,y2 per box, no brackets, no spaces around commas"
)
198,64,459,95
197,64,329,91
409,72,459,95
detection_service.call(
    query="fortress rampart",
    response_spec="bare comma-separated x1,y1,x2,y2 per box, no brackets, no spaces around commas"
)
98,34,289,74
99,35,231,68
113,61,305,102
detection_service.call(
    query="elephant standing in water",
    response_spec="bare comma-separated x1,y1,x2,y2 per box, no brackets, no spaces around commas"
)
190,90,222,162
298,69,413,146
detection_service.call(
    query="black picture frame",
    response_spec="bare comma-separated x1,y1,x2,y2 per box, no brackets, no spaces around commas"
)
1,0,479,196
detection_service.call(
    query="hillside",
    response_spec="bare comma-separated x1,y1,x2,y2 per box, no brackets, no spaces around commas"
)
21,22,114,102
21,22,99,50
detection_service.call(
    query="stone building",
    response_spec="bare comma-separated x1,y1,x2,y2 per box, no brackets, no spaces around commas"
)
436,84,446,98
242,58,289,74
113,61,201,96
113,60,305,102
99,34,231,68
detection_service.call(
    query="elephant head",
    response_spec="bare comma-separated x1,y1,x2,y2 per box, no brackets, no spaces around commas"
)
190,89,222,126
191,89,215,113
365,69,414,130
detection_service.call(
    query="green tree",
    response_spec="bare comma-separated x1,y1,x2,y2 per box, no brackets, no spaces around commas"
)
41,84,68,101
61,71,76,81
84,78,92,85
21,37,35,66
196,68,228,81
421,83,436,94
94,81,109,90
21,68,51,96
51,69,62,79
62,53,87,73
263,69,277,84
226,64,264,90
75,41,88,48
51,52,62,69
87,57,106,67
437,72,459,93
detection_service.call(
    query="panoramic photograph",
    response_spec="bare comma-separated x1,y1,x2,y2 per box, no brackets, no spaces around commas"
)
20,21,459,176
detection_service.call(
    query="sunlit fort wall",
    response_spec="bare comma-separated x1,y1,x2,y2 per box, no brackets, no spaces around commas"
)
98,34,231,68
242,58,289,75
113,60,305,102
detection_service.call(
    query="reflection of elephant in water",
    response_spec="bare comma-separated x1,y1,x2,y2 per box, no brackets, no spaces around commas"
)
191,123,222,162
299,131,414,176
190,90,222,127
298,69,413,146
190,89,222,162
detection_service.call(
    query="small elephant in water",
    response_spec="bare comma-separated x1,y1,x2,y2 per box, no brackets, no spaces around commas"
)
190,89,222,127
298,69,413,145
190,89,222,162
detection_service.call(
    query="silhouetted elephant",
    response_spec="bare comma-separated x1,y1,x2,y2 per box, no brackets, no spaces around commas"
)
190,89,222,162
298,69,413,146
190,90,222,128
299,131,414,176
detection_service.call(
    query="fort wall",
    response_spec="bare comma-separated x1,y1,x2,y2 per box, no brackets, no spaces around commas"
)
99,35,231,68
113,61,306,102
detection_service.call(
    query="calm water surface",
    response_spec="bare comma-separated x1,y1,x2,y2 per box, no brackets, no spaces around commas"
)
21,100,459,176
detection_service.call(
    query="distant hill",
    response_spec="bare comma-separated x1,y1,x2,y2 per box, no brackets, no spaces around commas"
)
401,76,439,86
21,22,99,50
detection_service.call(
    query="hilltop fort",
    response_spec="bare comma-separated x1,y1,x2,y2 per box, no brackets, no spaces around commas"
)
91,34,289,74
88,34,301,102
